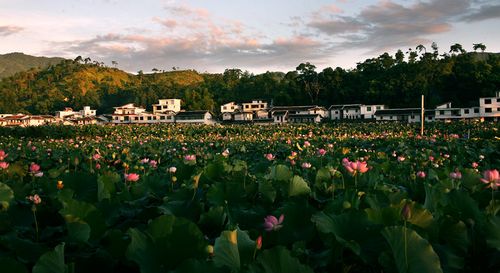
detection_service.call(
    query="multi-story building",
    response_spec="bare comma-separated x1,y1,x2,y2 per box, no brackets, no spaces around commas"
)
270,105,327,123
329,104,385,120
480,91,500,121
153,99,181,114
221,100,269,122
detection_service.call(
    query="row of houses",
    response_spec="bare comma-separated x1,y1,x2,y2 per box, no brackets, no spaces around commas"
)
1,92,499,127
220,91,500,123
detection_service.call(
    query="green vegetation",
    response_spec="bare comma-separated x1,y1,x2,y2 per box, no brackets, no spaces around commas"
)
0,122,499,272
0,52,65,79
0,43,499,115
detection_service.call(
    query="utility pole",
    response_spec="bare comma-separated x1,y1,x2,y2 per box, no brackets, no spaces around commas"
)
421,95,424,135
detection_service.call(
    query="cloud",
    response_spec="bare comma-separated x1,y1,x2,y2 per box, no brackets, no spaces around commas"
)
0,25,23,36
306,0,475,52
43,3,328,73
462,4,500,21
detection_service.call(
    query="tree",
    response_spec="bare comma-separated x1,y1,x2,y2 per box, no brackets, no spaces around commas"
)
395,50,405,64
416,44,426,54
449,43,466,55
431,42,439,59
296,62,320,104
473,43,486,52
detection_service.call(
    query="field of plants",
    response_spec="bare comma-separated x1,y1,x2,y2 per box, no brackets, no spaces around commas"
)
0,122,499,273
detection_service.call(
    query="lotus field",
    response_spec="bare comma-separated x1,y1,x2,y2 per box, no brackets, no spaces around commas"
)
0,122,499,273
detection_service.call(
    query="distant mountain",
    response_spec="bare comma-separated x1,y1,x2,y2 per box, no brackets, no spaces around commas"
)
0,52,66,78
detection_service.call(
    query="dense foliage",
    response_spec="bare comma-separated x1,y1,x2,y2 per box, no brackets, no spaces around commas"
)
1,43,499,115
0,52,65,79
0,122,499,272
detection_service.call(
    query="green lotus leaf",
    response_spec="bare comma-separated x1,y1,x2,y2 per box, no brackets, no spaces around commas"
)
382,226,443,273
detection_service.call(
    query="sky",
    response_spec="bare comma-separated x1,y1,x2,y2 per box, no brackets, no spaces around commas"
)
1,0,499,74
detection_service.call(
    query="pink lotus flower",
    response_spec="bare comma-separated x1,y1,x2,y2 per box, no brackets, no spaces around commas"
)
317,149,327,156
184,155,196,162
95,163,101,170
92,154,101,161
397,156,405,162
169,166,177,173
472,162,479,169
342,158,369,174
27,194,42,205
416,171,426,179
265,153,275,161
29,163,41,173
125,173,140,182
480,169,500,190
301,162,312,169
263,214,284,231
141,158,150,164
0,150,7,161
303,141,311,148
429,156,434,162
0,161,8,170
449,170,462,180
149,160,158,168
222,149,230,157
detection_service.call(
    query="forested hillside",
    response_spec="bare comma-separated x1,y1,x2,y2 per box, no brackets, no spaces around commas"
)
0,43,498,115
0,52,65,79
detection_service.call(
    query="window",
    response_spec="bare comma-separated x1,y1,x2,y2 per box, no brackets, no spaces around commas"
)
245,105,249,108
497,98,500,103
474,108,479,113
376,106,381,110
485,99,491,104
485,108,492,113
440,110,444,115
223,106,227,110
464,109,470,114
497,108,500,112
367,106,372,111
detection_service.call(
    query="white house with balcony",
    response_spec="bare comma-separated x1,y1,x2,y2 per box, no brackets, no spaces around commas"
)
329,104,385,120
269,105,327,123
479,91,500,120
153,99,181,114
434,102,480,121
220,100,269,122
56,106,96,119
221,102,241,113
111,103,147,124
241,100,268,113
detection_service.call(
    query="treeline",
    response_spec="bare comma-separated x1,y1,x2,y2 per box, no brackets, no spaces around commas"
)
0,42,499,115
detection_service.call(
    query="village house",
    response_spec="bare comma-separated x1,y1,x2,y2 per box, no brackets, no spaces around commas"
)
56,106,97,119
153,99,181,114
374,108,435,123
328,104,385,120
175,110,215,124
269,105,327,123
479,91,500,121
221,100,269,122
